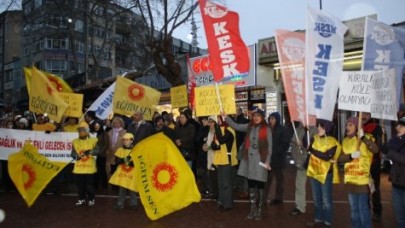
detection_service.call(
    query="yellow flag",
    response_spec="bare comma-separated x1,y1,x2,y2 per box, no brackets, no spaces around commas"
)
109,164,138,192
24,67,73,96
113,77,161,120
29,67,68,122
8,143,69,207
131,133,201,220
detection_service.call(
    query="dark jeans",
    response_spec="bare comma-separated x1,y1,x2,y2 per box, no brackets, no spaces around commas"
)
75,174,95,201
94,156,108,190
370,162,382,216
217,164,234,208
266,167,284,201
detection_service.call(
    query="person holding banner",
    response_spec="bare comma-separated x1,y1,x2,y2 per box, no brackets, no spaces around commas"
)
337,116,378,228
361,112,384,222
204,116,237,212
70,122,100,207
223,108,272,221
306,119,341,227
382,117,405,228
32,114,56,132
113,133,138,210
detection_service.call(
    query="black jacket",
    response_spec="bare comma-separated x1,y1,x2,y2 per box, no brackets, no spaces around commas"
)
383,136,405,189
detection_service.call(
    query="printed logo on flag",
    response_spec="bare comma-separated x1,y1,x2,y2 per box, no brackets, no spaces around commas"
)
371,24,395,45
282,38,305,61
314,16,337,38
128,84,145,101
203,1,227,18
22,164,36,190
151,162,178,192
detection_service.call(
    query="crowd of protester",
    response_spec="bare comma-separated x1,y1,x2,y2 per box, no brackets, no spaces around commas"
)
0,106,404,228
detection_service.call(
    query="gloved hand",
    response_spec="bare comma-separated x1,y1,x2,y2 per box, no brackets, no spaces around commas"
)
351,151,361,159
125,156,131,163
45,130,51,134
83,150,91,156
358,128,364,139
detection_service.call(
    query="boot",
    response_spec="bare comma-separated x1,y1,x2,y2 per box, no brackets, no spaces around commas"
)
255,189,265,220
246,188,257,219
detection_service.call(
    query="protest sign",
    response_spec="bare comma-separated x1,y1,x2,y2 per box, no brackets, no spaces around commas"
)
194,84,236,116
338,71,374,112
59,92,83,117
371,69,398,121
170,85,188,108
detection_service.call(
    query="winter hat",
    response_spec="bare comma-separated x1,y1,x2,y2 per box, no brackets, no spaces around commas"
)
77,121,90,133
316,119,334,134
208,115,218,123
269,112,281,124
18,118,29,127
251,107,265,117
122,133,134,140
346,116,359,128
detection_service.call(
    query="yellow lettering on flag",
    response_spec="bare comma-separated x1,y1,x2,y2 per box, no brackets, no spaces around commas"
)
131,133,201,220
8,143,69,207
113,77,161,120
170,85,188,108
24,67,73,96
59,92,83,118
194,84,236,116
28,67,68,122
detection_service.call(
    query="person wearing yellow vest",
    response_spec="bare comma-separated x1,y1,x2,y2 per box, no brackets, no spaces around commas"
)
338,116,378,228
113,133,138,210
306,119,341,227
70,121,99,207
203,116,238,213
32,114,56,132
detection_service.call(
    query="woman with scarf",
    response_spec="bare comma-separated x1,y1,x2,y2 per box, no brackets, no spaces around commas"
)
224,108,272,221
382,117,405,228
203,115,238,212
306,119,341,227
338,116,378,228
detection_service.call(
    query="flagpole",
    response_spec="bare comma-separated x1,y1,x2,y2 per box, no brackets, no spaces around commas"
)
214,82,223,113
81,72,129,122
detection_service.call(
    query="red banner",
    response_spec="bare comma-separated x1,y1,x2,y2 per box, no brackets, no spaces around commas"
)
198,0,250,82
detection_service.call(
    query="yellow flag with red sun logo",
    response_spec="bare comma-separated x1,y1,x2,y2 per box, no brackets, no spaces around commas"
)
112,77,161,121
131,133,201,220
24,66,73,96
28,67,68,122
8,143,69,207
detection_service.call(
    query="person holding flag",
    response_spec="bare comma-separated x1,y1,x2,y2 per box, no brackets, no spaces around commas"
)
306,119,341,227
338,116,378,228
71,122,100,207
113,133,138,210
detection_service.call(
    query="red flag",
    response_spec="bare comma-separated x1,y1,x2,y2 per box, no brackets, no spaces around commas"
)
198,0,250,82
186,54,196,109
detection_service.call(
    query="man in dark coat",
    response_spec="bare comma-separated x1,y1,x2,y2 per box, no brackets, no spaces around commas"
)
126,111,154,145
154,116,175,142
265,112,292,205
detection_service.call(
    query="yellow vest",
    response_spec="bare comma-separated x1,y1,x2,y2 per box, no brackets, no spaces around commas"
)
307,135,341,184
109,147,137,191
213,127,238,166
63,124,79,132
72,137,98,174
32,123,56,132
342,134,374,185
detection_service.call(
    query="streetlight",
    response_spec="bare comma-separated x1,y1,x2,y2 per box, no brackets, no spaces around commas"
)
66,17,73,79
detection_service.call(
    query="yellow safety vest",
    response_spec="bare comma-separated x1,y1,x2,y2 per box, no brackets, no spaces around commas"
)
342,134,374,185
109,147,137,191
307,134,341,184
72,137,98,174
213,127,238,166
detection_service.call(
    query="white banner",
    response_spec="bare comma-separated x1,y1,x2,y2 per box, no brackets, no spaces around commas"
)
0,129,77,162
371,69,398,121
305,6,348,121
338,71,374,112
87,82,115,120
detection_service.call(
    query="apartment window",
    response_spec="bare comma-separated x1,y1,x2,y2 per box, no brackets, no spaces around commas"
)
44,60,67,71
94,27,106,38
75,20,84,33
74,41,84,53
45,38,67,49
